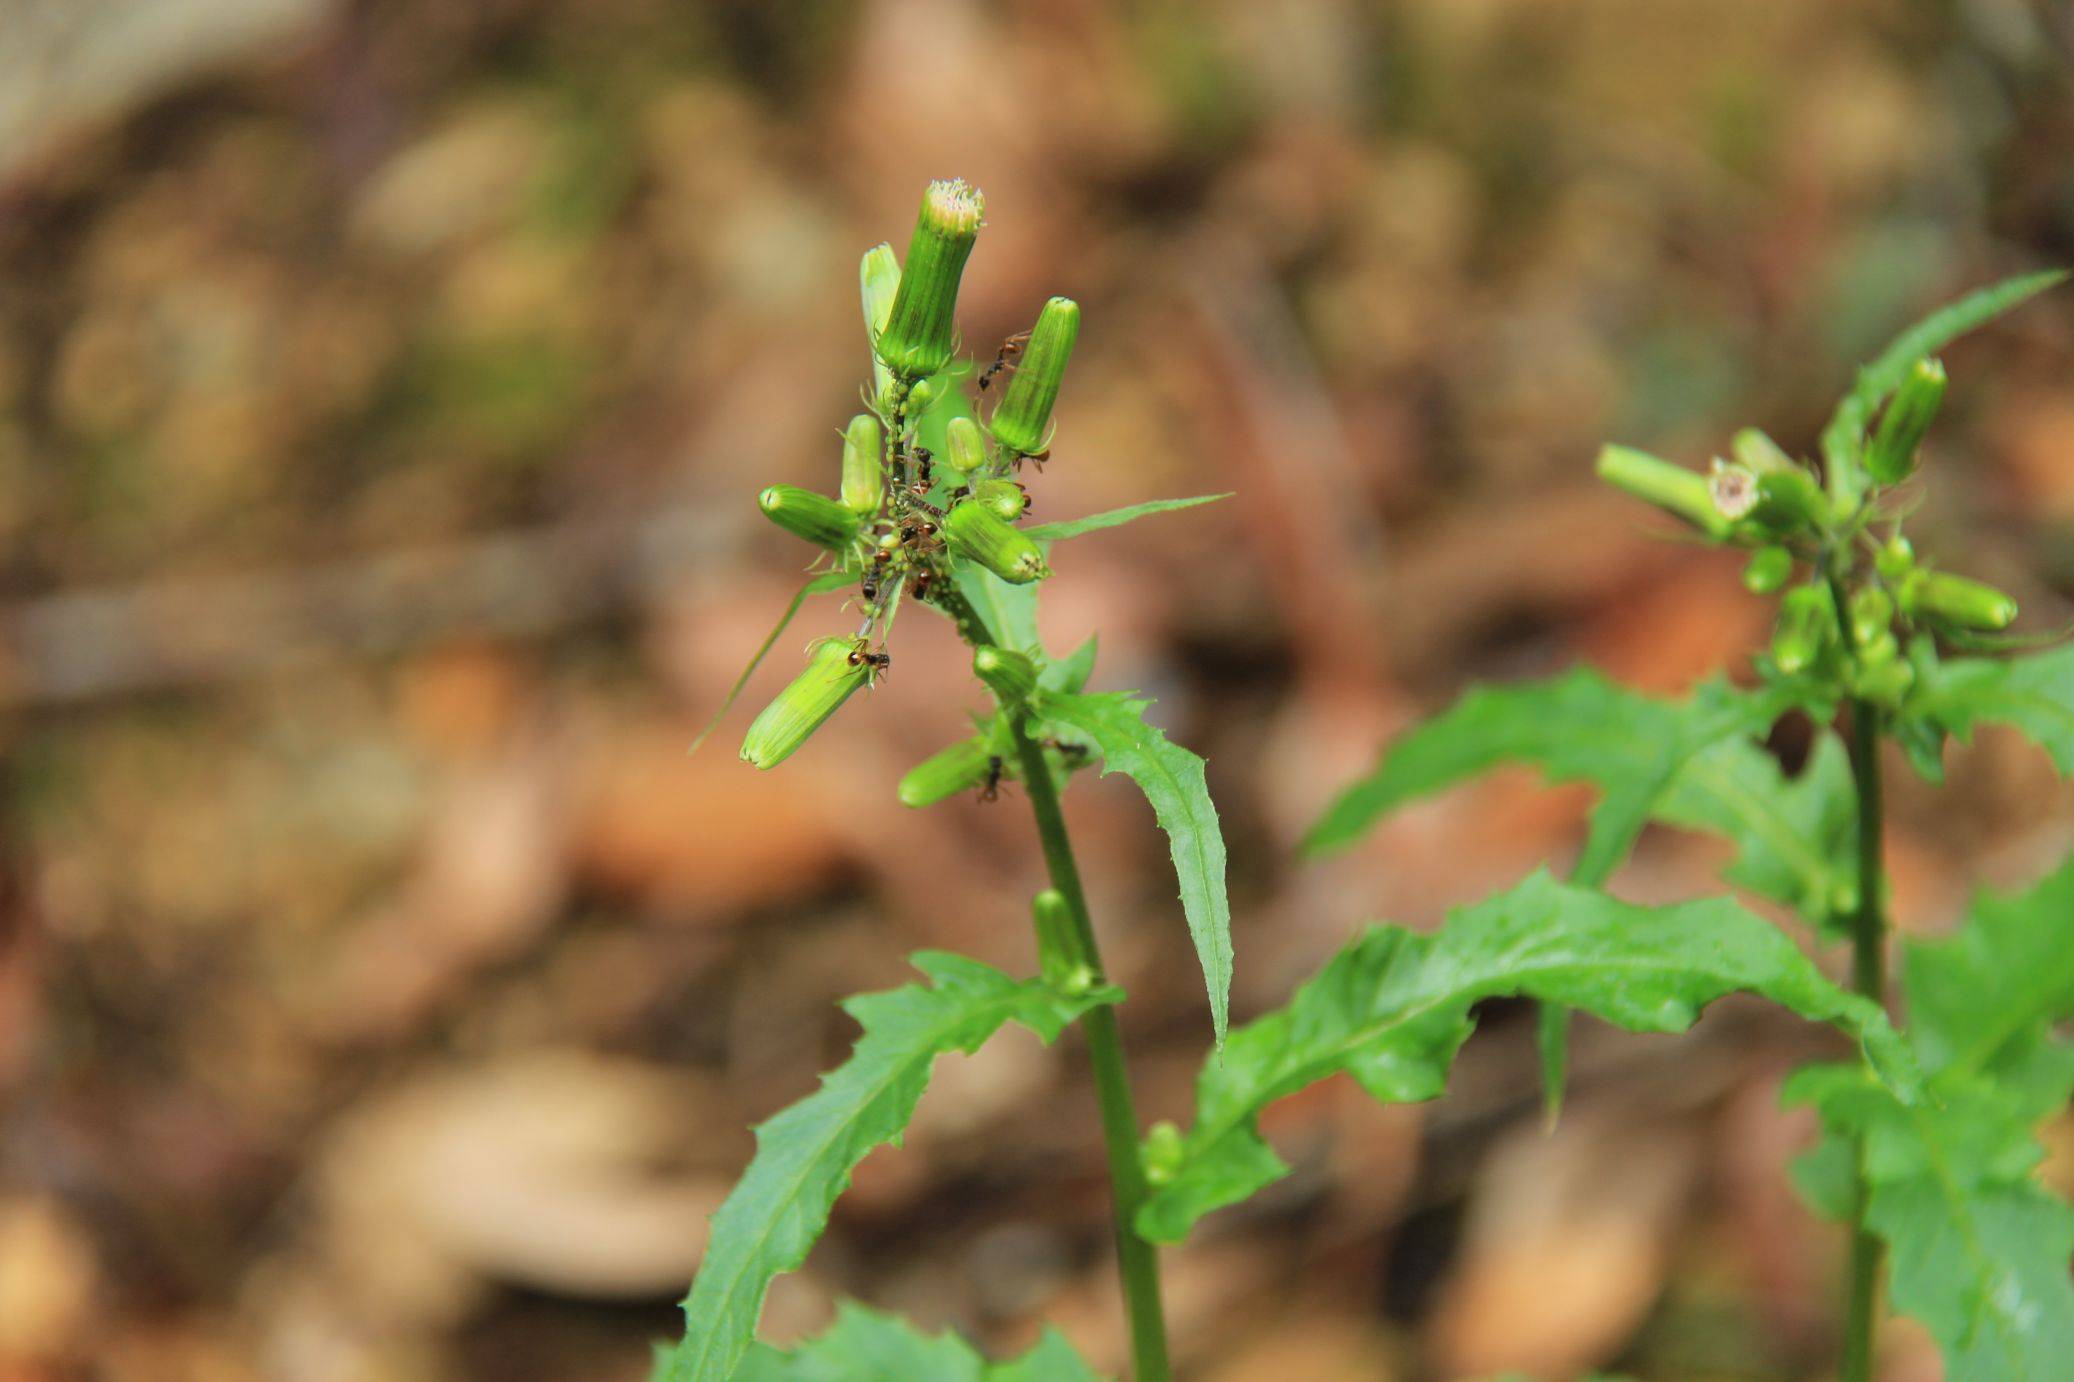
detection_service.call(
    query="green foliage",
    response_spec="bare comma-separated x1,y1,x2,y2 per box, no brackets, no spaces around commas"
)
1304,668,1797,889
1135,871,1917,1244
1023,494,1232,543
1907,644,2074,779
1037,690,1233,1045
727,1302,1104,1382
658,955,1119,1382
1787,859,2074,1381
1819,269,2066,507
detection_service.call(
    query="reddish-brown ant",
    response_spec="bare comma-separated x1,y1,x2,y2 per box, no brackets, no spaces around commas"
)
979,755,1005,802
846,646,891,680
978,332,1030,392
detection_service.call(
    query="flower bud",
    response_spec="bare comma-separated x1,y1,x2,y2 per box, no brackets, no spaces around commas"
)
1853,654,1914,709
1142,1121,1185,1186
1743,546,1793,595
1708,459,1759,520
1903,570,2018,631
990,296,1079,456
973,644,1038,702
840,414,885,515
1875,535,1915,583
740,638,872,769
905,374,945,416
1850,587,1894,647
1749,467,1831,533
859,243,900,339
1772,585,1835,675
875,179,985,380
1730,427,1795,476
897,736,994,808
973,477,1027,521
1866,357,1945,486
946,500,1048,583
760,484,860,550
1031,888,1086,990
1595,445,1730,539
943,416,988,477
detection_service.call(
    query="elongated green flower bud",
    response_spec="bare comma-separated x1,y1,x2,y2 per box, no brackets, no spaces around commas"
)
1904,570,2018,630
1743,546,1793,594
860,243,900,339
973,644,1038,702
1595,445,1730,539
1876,535,1915,583
897,736,994,807
839,415,884,515
1750,462,1833,527
876,179,985,380
943,416,988,477
760,484,860,550
1867,357,1946,486
1731,427,1795,476
1772,585,1834,675
973,477,1027,521
946,500,1048,583
1031,888,1088,991
740,638,871,769
990,296,1079,456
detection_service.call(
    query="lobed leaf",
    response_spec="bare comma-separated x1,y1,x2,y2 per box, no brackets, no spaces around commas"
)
1136,871,1917,1243
727,1302,1105,1382
1819,269,2065,506
1910,643,2074,777
1654,729,1857,933
1788,857,2074,1381
1023,493,1232,543
1303,669,1796,887
658,954,1117,1382
1037,690,1233,1044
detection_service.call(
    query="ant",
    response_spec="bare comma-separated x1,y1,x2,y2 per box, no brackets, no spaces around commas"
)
846,645,891,681
1013,446,1050,474
910,569,934,601
978,331,1030,392
978,755,1005,802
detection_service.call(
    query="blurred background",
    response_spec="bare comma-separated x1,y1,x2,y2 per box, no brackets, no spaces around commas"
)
2,1,2072,1378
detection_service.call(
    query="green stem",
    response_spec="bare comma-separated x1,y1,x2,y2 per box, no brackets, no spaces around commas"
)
1009,717,1171,1381
930,586,1171,1380
1827,568,1887,1382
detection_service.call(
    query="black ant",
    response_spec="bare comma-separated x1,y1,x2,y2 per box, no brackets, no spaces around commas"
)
979,755,1005,802
910,569,934,601
978,332,1030,392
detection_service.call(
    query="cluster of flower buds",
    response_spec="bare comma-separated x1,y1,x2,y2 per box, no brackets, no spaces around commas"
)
1596,351,2019,711
737,180,1080,772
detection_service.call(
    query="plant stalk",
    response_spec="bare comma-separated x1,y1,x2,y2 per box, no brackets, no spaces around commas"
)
1827,565,1888,1382
928,585,1170,1379
1007,714,1171,1381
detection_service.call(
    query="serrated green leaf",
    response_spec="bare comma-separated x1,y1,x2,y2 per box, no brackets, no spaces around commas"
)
1036,690,1233,1045
690,571,855,755
1305,669,1794,888
724,1301,1106,1382
1819,270,2065,507
1911,644,2074,776
1023,493,1232,543
1655,729,1857,932
1788,859,2074,1381
1137,871,1917,1244
658,955,1117,1382
1038,636,1097,695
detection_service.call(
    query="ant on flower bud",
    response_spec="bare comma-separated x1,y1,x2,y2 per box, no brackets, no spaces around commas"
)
978,331,1030,392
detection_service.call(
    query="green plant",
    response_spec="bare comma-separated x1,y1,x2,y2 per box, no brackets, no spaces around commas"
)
1306,271,2074,1380
661,180,1230,1382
